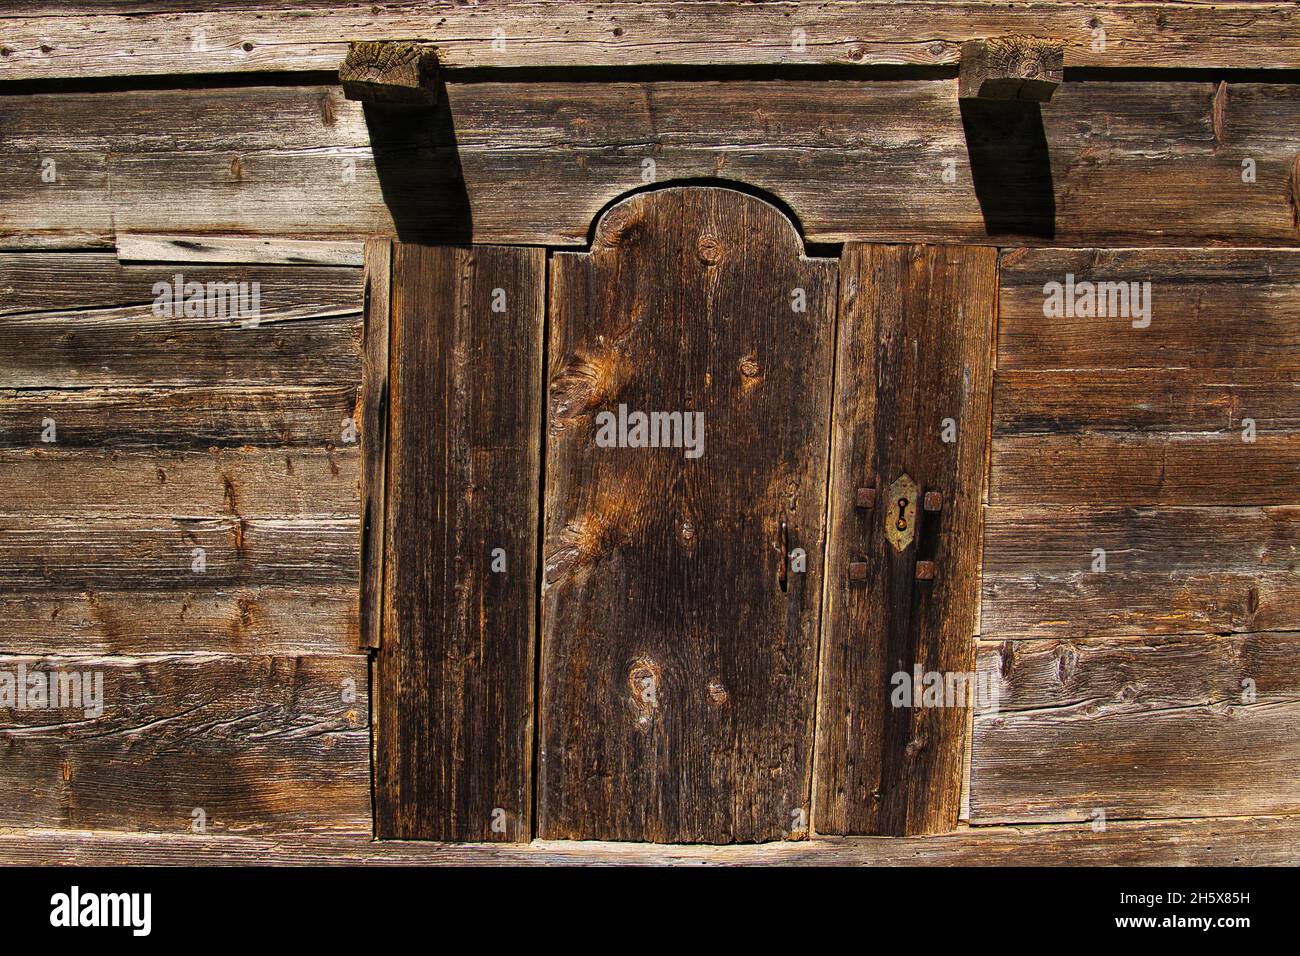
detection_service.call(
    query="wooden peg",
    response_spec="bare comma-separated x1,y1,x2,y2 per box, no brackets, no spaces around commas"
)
959,36,1063,102
340,41,441,106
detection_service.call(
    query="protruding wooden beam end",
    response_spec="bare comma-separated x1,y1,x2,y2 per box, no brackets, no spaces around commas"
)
340,41,440,106
959,36,1063,103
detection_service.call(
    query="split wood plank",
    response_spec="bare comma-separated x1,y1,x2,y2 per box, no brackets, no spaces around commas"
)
375,243,545,841
0,653,370,833
540,186,837,844
981,506,1300,638
5,3,1300,80
6,82,1300,248
814,243,997,836
969,633,1300,823
359,238,391,651
116,234,365,267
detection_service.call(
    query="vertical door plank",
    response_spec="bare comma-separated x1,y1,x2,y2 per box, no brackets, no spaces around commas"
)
540,187,837,843
360,237,392,651
374,243,545,841
814,243,997,836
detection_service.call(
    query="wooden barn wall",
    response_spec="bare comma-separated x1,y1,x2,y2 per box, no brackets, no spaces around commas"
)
2,53,1299,845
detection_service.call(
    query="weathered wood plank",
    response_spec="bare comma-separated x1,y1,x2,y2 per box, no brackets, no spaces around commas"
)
0,653,369,833
117,234,364,266
0,586,358,656
991,369,1300,505
0,517,358,590
970,634,1300,823
6,82,1300,247
982,506,1300,638
359,238,391,651
540,187,837,843
0,448,357,519
814,244,997,836
999,248,1300,369
2,816,1297,866
0,385,356,448
4,3,1300,79
376,243,544,841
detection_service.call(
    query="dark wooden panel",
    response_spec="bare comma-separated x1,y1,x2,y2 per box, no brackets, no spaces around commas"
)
5,3,1300,79
970,634,1300,822
999,248,1300,370
814,244,997,836
375,244,544,841
540,186,837,843
982,506,1300,638
2,816,1298,867
991,369,1300,505
0,653,369,833
6,83,1300,247
0,586,358,656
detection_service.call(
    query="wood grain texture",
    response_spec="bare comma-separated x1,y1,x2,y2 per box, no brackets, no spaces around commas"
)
4,3,1300,79
540,186,837,844
959,36,1063,102
814,244,997,836
982,506,1300,638
375,243,544,841
359,238,391,651
999,248,1300,370
991,369,1300,505
2,815,1298,866
116,234,364,266
970,633,1300,823
0,587,359,656
0,653,369,833
7,82,1300,248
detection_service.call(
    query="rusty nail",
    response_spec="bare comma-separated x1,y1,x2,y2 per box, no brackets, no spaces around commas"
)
855,487,876,509
848,562,869,582
915,560,937,581
923,491,944,512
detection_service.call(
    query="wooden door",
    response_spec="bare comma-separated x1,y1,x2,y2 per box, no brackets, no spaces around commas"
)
538,187,838,843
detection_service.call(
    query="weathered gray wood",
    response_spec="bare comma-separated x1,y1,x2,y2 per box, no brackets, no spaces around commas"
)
815,244,997,836
359,238,392,652
970,633,1300,823
541,187,837,843
982,506,1300,638
4,3,1300,80
0,586,359,656
1,816,1297,866
376,243,545,841
117,234,365,266
959,36,1063,102
999,248,1300,369
340,41,439,106
0,653,369,833
7,83,1300,248
991,369,1300,505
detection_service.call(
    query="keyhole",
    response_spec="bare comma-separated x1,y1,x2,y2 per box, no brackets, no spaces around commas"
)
896,497,909,531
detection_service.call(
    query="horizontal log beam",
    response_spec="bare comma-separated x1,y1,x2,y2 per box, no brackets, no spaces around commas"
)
3,4,1300,80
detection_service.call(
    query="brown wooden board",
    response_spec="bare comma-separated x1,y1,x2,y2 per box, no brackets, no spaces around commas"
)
813,244,997,836
969,633,1300,823
3,815,1299,867
374,243,544,841
539,186,837,844
0,653,370,833
6,82,1300,249
981,506,1300,638
6,3,1300,79
359,238,392,650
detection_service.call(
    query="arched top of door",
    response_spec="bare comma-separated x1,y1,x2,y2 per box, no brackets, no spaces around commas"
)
581,179,820,259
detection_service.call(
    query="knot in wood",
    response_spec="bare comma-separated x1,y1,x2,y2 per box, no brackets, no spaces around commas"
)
697,234,724,265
